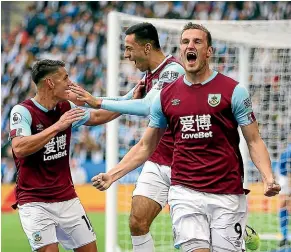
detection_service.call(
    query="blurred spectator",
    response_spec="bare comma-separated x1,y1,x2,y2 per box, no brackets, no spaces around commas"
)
153,2,170,18
53,24,73,51
2,158,17,184
64,46,77,66
193,2,210,20
71,143,87,164
164,2,180,19
224,2,239,20
91,143,104,164
85,33,98,60
83,68,96,89
2,146,16,184
70,158,87,185
46,17,58,35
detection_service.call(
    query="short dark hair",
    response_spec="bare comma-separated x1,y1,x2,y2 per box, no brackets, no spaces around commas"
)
125,22,161,50
31,59,65,84
181,23,212,47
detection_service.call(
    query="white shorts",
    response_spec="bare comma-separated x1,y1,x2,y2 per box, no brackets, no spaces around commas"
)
132,161,171,208
278,174,291,195
18,198,96,251
169,185,248,251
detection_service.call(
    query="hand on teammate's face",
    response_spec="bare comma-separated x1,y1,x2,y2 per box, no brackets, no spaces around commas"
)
91,173,113,191
133,80,146,99
64,89,85,106
69,83,102,108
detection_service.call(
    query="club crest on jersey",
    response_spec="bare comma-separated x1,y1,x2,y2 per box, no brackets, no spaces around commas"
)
208,94,221,107
32,231,42,242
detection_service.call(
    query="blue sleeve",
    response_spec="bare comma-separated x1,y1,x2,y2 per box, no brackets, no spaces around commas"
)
231,84,256,126
69,101,91,129
100,63,185,116
158,63,185,84
152,63,185,91
101,88,160,116
148,91,167,128
9,105,32,139
278,151,288,176
101,86,135,101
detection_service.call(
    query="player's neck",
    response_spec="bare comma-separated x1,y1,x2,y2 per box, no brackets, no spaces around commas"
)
34,92,59,111
148,51,166,72
186,66,213,85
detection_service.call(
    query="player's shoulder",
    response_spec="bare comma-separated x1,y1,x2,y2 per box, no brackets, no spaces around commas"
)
58,100,73,112
15,99,45,116
11,100,32,114
216,72,239,87
163,60,184,72
161,75,184,95
159,60,185,83
10,102,32,126
167,55,181,65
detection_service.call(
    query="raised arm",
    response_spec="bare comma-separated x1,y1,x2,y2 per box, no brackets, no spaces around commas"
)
232,84,281,197
100,87,160,116
70,63,185,117
98,63,184,116
69,80,157,116
69,80,144,107
92,91,168,190
69,81,146,126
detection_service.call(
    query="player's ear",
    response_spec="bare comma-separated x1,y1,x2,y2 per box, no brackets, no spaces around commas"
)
144,43,152,55
206,46,213,58
45,78,54,89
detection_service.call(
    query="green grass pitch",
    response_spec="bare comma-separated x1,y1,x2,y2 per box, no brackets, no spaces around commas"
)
1,212,289,251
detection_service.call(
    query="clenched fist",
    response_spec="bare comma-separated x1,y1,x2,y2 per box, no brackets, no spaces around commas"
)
91,173,113,191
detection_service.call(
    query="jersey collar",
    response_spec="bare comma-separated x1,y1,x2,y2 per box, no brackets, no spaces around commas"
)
183,70,218,86
150,55,173,74
31,98,52,112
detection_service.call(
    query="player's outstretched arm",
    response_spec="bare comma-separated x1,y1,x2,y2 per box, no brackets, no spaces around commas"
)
69,82,143,108
99,86,159,116
92,91,167,190
96,62,185,116
11,108,85,158
92,126,165,191
241,122,281,197
69,81,146,125
70,80,153,116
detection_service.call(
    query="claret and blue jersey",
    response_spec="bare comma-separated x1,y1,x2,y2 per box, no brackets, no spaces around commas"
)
150,71,255,129
9,98,90,207
149,70,257,194
101,55,185,166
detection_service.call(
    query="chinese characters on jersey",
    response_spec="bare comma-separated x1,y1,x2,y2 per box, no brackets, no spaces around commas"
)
43,134,67,161
180,115,213,139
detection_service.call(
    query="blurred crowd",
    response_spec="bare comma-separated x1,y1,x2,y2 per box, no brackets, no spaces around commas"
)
1,1,291,184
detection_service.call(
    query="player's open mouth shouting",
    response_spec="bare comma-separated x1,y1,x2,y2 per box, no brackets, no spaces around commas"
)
186,51,197,65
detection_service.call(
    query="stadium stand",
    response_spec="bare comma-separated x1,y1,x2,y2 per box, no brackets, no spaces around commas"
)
1,1,291,183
